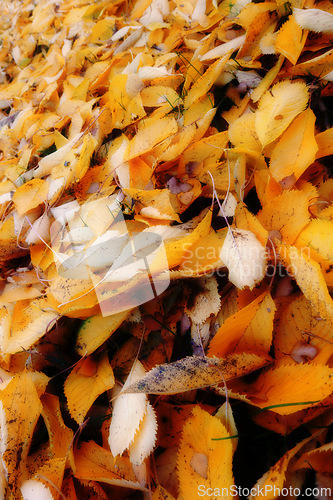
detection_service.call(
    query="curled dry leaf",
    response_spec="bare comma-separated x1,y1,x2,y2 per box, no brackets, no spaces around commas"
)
121,354,269,395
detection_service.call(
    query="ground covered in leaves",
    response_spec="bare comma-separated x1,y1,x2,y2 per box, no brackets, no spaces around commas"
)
0,0,333,498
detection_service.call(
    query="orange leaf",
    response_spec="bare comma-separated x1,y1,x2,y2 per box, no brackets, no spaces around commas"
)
275,14,306,65
248,361,333,414
208,291,276,357
13,179,49,216
74,440,146,491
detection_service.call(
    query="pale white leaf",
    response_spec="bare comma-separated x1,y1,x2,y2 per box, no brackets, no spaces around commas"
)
220,228,267,289
20,480,53,500
200,35,245,61
294,8,333,33
185,276,221,325
108,360,148,457
129,402,157,465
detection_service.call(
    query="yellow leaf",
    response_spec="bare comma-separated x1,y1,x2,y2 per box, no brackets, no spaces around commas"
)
41,393,74,462
47,275,100,318
235,203,269,247
251,55,284,103
228,113,262,153
315,127,333,159
90,18,116,43
257,190,311,244
4,298,58,355
280,244,333,327
13,179,49,216
255,80,309,147
248,361,333,414
0,371,44,486
273,293,333,365
124,115,178,161
184,53,231,108
183,95,214,127
286,47,333,78
294,219,333,268
275,15,306,65
179,230,227,276
76,309,132,355
140,86,181,108
249,437,312,500
293,441,333,474
34,132,83,178
215,402,238,454
208,292,276,357
156,123,198,163
74,133,97,182
177,407,235,500
125,188,181,221
270,108,318,183
64,353,115,424
24,456,67,499
150,208,213,274
198,160,235,192
153,485,176,500
178,131,228,174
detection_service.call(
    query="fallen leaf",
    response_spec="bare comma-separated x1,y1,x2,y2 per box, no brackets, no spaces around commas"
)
13,179,49,216
255,80,309,147
177,407,236,500
270,108,318,184
247,361,333,414
64,353,115,424
122,354,269,395
208,291,276,357
280,244,333,327
293,7,333,33
220,228,267,290
108,360,148,457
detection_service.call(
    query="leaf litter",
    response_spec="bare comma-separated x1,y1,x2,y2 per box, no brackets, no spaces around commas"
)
0,0,332,497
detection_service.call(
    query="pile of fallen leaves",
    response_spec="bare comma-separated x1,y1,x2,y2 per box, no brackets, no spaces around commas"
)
0,0,332,497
